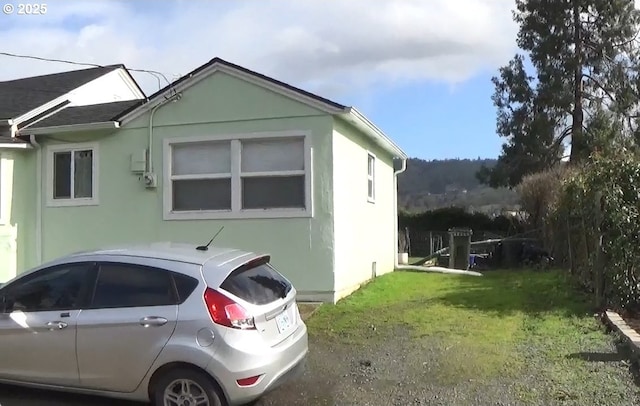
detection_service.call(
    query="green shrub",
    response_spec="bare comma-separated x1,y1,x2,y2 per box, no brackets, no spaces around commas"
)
550,149,640,311
517,165,568,247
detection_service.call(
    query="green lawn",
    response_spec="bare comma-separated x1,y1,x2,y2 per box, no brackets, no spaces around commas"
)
306,270,638,403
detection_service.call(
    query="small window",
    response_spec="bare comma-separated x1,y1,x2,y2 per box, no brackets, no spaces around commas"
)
48,143,98,206
2,263,93,313
367,153,375,202
220,260,292,305
91,263,176,309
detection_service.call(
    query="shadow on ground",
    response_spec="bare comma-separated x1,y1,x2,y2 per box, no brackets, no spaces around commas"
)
567,351,627,362
0,384,139,406
429,269,593,317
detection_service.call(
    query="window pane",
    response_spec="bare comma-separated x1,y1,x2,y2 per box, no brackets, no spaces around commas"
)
172,142,231,175
368,179,374,199
173,274,199,304
242,175,305,209
92,264,174,308
241,138,304,173
53,151,71,199
368,155,374,176
173,179,231,211
4,263,91,312
74,150,93,198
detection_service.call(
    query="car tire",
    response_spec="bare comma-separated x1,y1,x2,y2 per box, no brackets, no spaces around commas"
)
152,367,227,406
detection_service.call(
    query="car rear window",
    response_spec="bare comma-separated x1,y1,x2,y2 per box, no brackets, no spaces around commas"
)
220,261,292,305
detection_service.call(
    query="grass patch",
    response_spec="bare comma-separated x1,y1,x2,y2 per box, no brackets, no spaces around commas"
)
307,270,637,402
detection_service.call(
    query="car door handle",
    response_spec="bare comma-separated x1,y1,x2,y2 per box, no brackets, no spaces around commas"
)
139,316,168,327
45,321,68,330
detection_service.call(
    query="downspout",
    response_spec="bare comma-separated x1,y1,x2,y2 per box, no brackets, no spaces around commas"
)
391,157,481,276
393,158,407,269
29,134,42,265
147,93,182,174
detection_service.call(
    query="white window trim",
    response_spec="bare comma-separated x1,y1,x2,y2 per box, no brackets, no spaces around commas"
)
46,142,100,207
163,130,313,220
367,151,376,203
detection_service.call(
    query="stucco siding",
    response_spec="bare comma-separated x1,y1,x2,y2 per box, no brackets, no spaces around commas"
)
0,153,17,282
37,71,336,300
332,119,396,300
0,149,37,281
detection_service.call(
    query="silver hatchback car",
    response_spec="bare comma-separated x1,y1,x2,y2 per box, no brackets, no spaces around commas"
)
0,242,308,406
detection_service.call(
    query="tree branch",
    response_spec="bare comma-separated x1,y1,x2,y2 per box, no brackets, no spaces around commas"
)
612,29,640,48
549,126,573,156
582,73,618,103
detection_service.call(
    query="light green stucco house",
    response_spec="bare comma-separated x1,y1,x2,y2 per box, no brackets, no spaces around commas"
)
0,58,408,303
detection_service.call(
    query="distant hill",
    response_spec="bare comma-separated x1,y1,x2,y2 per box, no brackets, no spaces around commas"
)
397,158,520,214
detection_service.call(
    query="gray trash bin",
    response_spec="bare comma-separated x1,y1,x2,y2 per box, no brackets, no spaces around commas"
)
448,228,473,270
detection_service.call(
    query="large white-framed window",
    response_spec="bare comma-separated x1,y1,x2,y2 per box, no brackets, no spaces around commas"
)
46,142,99,207
367,152,375,203
163,131,313,220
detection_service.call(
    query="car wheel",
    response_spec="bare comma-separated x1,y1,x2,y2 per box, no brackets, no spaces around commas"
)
153,367,227,406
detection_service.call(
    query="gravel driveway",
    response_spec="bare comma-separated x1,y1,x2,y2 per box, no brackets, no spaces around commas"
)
2,328,639,406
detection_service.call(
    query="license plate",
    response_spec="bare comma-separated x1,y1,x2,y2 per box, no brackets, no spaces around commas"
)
275,310,292,333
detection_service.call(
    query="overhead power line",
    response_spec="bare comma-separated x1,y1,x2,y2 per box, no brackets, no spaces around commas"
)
0,51,177,92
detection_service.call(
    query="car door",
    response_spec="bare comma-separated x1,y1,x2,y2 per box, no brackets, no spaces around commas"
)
75,261,179,393
0,261,95,386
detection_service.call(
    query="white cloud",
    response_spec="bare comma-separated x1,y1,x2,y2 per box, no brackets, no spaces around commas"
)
0,0,518,101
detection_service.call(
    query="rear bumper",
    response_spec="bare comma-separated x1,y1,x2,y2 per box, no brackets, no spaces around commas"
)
206,322,308,406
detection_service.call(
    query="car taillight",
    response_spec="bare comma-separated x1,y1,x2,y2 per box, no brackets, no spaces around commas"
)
203,288,255,330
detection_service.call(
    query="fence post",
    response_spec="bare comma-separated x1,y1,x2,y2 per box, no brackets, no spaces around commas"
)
405,227,411,257
566,217,573,274
594,191,605,309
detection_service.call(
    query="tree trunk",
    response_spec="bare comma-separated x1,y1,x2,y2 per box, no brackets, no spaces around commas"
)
570,0,584,163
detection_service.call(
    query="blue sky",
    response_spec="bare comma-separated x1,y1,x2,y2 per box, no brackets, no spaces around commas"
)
0,0,518,160
354,73,504,160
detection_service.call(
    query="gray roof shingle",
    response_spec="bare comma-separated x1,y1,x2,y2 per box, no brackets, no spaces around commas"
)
0,65,124,120
28,100,142,129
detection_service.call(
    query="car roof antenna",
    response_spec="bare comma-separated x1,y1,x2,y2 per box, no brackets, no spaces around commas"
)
196,226,225,251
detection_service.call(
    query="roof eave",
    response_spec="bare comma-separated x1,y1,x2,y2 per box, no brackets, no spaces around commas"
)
0,142,32,149
338,108,408,159
19,121,120,135
117,59,347,126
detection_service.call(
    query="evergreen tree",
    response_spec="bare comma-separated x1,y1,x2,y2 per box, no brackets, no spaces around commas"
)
478,0,640,188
